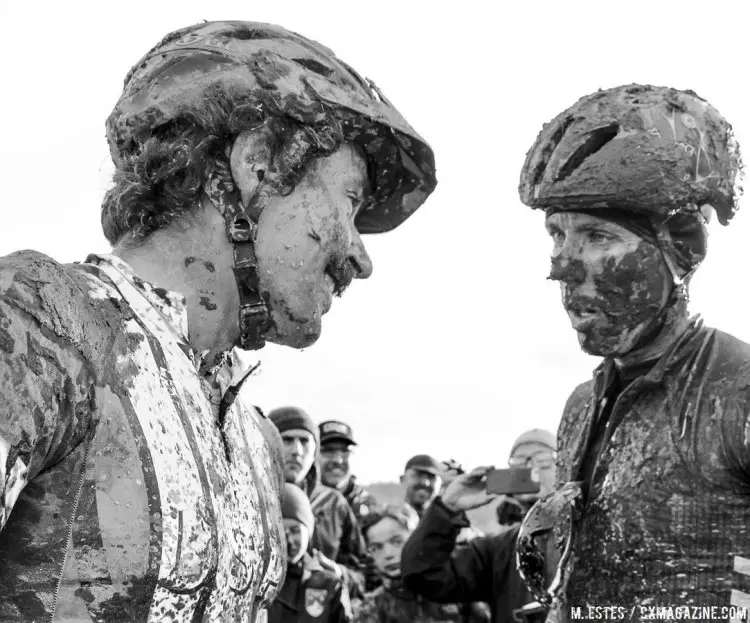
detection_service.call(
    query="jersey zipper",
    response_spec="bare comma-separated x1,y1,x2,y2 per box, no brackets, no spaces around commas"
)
50,435,92,622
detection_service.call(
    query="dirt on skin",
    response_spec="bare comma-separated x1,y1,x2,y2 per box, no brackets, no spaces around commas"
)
199,296,217,311
550,242,670,356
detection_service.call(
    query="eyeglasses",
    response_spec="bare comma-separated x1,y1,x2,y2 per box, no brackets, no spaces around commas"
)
508,451,557,470
516,481,583,609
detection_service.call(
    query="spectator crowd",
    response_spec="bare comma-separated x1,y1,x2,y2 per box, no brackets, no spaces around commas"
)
265,405,557,623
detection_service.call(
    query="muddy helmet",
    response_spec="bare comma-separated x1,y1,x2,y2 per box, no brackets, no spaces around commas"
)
106,20,436,235
518,84,743,225
106,21,437,350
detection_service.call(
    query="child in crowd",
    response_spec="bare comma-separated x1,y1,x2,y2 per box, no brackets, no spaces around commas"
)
354,504,485,622
270,484,352,623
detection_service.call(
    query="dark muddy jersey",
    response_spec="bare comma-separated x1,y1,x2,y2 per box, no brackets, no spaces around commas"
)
552,318,750,621
0,251,286,622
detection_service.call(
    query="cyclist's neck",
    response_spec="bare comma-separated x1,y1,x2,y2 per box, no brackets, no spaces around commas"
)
613,306,691,373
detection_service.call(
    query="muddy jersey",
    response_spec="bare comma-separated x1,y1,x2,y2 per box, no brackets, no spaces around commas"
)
552,318,750,619
0,251,286,622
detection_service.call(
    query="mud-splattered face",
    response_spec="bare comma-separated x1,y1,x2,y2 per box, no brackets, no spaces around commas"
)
365,517,412,579
545,211,672,357
283,518,310,564
255,144,373,348
319,440,353,488
280,429,316,485
400,468,441,512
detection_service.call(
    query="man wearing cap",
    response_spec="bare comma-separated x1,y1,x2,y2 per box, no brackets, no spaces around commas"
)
270,407,366,598
0,20,436,622
270,483,351,623
319,420,378,523
496,429,557,530
515,85,750,617
400,454,444,518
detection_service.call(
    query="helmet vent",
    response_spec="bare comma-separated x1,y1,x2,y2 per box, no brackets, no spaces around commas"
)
529,115,575,189
292,57,334,77
555,123,619,182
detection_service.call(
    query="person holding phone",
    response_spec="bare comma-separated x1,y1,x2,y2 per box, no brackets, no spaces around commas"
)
400,449,558,623
496,430,557,529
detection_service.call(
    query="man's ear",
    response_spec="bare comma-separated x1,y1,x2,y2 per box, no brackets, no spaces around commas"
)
229,126,275,208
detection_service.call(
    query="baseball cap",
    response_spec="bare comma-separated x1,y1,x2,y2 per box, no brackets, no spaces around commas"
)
319,420,357,446
404,454,442,476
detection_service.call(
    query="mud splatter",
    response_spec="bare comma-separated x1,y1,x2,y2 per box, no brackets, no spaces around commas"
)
152,288,172,306
550,241,669,356
203,262,215,273
199,296,217,311
184,257,196,267
0,325,14,353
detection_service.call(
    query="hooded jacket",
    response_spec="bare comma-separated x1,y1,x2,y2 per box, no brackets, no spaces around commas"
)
0,251,286,622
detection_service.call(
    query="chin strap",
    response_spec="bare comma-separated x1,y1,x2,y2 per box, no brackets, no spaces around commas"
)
653,221,693,301
204,159,273,351
623,220,690,353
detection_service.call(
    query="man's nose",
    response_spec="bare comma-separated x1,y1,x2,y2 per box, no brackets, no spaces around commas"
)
348,230,373,279
548,256,586,284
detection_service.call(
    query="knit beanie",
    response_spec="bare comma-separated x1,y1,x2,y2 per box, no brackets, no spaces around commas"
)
281,483,315,534
269,406,319,447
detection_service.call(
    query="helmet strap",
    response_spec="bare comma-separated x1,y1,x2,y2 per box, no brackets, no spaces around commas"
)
627,220,696,352
204,159,272,351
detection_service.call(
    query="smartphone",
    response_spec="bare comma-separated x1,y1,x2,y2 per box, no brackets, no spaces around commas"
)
486,468,540,495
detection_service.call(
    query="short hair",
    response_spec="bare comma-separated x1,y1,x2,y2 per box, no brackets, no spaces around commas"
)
361,503,419,541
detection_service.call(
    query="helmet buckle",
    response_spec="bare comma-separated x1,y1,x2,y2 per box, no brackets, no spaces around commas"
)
229,215,258,243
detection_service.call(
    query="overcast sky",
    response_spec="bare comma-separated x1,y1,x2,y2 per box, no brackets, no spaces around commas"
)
1,0,748,484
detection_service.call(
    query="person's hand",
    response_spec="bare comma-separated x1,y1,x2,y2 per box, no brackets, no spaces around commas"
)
441,465,497,512
312,549,343,579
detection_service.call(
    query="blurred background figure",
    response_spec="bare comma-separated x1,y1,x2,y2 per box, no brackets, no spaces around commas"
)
319,420,379,522
400,454,443,518
270,484,351,623
270,406,367,598
496,429,557,530
353,504,486,622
